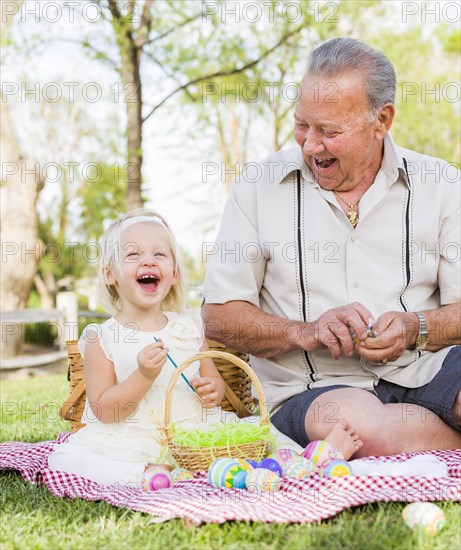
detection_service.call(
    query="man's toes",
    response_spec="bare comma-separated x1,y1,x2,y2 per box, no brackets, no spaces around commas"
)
337,419,349,431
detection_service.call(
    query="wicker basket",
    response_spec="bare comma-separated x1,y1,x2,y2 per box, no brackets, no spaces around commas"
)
206,340,253,417
59,340,86,432
161,350,270,471
60,340,255,431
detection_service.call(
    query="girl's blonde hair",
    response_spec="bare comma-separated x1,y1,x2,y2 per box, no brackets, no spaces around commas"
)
98,208,187,315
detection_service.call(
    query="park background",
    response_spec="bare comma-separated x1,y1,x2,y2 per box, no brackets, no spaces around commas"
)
1,0,460,361
1,2,460,548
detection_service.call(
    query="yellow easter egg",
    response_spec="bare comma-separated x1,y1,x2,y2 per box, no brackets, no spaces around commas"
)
402,502,446,535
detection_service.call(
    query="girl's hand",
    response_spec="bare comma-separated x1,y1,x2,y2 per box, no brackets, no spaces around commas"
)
191,377,222,408
137,341,168,380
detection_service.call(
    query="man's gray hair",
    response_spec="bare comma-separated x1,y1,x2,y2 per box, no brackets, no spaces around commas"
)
306,38,396,114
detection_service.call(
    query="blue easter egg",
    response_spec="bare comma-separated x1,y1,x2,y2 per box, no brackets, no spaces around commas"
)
245,459,258,469
257,458,283,476
232,470,248,489
321,459,352,478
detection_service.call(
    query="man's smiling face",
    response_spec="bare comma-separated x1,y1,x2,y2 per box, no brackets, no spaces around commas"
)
294,71,386,192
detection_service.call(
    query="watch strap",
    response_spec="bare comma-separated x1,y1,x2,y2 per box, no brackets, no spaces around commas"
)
415,311,428,350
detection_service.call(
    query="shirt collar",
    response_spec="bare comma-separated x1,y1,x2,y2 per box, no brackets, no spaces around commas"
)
381,133,410,187
277,133,410,188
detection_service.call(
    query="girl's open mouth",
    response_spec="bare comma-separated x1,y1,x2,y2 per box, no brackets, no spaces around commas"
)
137,274,159,292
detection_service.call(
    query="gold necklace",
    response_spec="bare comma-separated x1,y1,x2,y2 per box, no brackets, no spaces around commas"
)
333,190,364,228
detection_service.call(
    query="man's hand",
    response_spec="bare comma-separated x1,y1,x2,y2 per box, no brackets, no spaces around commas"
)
191,377,222,407
302,302,375,359
357,311,418,364
137,340,168,380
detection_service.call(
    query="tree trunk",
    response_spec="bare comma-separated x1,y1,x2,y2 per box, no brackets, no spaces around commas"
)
0,96,43,358
120,42,143,210
108,0,144,210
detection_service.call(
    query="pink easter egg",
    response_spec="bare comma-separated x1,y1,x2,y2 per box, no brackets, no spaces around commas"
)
142,466,173,491
302,440,344,470
268,448,298,466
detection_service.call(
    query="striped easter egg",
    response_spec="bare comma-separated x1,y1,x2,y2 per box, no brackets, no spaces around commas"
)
302,440,344,470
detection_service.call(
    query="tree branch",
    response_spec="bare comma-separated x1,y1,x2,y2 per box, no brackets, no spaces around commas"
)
107,0,122,21
143,24,305,122
140,0,153,29
134,0,154,48
127,0,135,20
145,12,203,46
143,50,197,103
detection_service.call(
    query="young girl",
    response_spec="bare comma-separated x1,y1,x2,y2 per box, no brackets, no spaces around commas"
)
48,209,360,487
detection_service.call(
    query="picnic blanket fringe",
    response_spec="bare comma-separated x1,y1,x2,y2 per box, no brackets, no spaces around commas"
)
1,433,460,525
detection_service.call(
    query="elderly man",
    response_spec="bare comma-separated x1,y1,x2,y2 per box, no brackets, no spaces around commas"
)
202,38,460,457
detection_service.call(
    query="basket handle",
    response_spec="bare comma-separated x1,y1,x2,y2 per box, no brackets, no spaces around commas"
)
59,380,85,420
163,350,268,431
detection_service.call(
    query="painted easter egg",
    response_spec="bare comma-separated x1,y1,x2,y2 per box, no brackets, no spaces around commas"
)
402,503,446,535
302,440,344,470
142,466,173,491
257,458,283,476
208,458,248,489
235,458,254,471
245,468,281,493
268,448,298,466
282,456,316,479
321,459,352,477
245,459,258,469
171,468,194,483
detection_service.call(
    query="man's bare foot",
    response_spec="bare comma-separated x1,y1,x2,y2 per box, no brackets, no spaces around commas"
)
324,420,363,460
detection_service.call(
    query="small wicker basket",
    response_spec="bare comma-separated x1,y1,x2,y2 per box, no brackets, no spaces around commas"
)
161,350,270,471
60,341,255,432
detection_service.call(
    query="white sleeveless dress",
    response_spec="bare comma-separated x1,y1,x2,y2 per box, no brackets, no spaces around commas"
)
48,310,301,486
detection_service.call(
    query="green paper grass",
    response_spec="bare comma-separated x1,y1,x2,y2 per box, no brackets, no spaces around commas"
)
170,420,275,450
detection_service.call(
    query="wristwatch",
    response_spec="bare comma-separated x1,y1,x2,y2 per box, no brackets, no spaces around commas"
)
414,312,428,350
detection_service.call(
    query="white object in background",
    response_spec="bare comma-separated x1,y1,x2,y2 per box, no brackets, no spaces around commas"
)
349,455,448,477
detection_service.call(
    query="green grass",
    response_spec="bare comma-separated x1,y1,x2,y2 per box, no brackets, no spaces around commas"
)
1,375,460,550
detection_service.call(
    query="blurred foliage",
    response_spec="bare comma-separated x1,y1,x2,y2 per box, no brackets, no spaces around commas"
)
4,0,459,311
368,28,460,163
23,322,59,346
79,162,127,241
436,25,461,54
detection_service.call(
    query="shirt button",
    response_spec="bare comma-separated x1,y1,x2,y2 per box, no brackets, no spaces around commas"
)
353,281,359,288
350,236,356,242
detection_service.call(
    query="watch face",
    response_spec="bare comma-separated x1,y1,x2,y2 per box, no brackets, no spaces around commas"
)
415,312,428,350
416,335,428,350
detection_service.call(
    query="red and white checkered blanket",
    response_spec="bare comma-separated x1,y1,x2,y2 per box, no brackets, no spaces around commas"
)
1,433,460,525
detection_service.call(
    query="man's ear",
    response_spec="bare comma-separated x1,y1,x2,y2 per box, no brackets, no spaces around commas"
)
103,265,116,285
375,103,395,138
